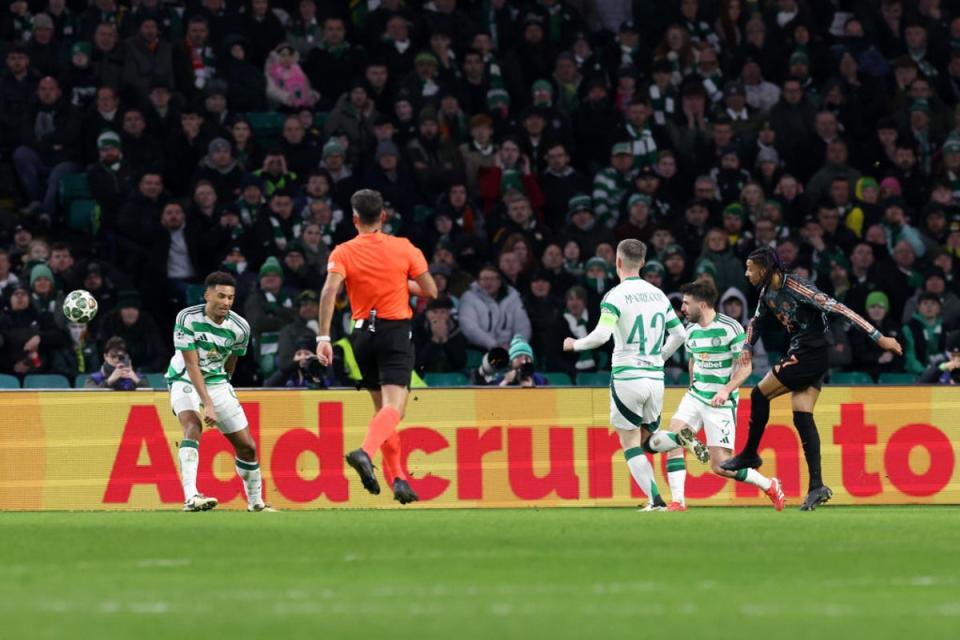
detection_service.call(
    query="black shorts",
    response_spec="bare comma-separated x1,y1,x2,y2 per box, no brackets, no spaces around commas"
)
771,348,828,391
351,318,414,390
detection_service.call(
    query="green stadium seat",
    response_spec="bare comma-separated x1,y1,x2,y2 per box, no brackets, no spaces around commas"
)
672,371,690,386
877,372,918,385
146,373,168,390
465,349,484,371
542,372,572,385
576,371,610,386
0,374,20,389
424,372,470,387
830,371,874,385
59,173,91,204
23,374,71,389
413,205,433,223
74,374,89,388
745,373,763,386
68,199,97,232
185,284,206,306
313,112,328,130
246,111,285,146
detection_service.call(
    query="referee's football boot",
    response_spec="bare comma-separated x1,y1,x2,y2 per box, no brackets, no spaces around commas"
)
345,448,381,495
677,427,710,464
799,485,833,511
719,451,763,471
392,478,419,505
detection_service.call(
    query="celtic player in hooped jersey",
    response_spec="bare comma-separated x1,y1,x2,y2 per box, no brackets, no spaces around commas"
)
166,271,274,513
563,240,687,511
647,280,785,511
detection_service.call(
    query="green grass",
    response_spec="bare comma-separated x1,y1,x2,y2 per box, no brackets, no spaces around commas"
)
2,508,959,639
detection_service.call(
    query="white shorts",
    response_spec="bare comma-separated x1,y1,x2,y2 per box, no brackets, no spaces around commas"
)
671,392,737,449
169,381,248,435
609,378,664,431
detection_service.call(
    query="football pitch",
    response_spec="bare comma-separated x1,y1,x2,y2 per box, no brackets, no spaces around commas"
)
2,507,958,640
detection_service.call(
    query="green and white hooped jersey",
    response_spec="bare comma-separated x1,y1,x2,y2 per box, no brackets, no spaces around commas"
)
685,313,745,409
600,277,682,382
166,305,251,386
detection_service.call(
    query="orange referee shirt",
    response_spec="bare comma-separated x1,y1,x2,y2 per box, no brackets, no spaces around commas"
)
327,232,428,320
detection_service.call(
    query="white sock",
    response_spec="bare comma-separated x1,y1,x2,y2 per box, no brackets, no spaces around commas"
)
735,467,772,491
647,431,682,453
625,447,661,501
235,459,263,507
178,440,199,500
666,458,686,504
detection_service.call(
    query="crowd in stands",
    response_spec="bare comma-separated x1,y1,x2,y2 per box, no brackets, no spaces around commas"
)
3,0,960,388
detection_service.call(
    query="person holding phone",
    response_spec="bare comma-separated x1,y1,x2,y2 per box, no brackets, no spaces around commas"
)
85,336,149,390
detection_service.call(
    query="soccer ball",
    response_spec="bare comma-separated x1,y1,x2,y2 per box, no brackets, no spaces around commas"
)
63,289,99,323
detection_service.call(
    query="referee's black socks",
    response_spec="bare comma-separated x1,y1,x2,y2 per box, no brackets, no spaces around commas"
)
793,411,823,491
742,386,770,457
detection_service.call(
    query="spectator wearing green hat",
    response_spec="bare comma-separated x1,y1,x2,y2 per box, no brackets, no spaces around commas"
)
244,256,297,377
495,334,547,387
849,291,903,381
592,141,636,228
614,193,654,244
563,193,613,258
61,41,98,110
29,262,61,321
847,176,882,238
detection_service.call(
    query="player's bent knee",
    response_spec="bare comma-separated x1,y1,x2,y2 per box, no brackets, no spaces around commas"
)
235,443,257,462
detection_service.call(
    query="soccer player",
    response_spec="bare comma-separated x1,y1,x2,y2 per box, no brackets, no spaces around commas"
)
721,247,902,510
563,239,686,511
316,189,438,504
646,280,785,511
167,271,274,512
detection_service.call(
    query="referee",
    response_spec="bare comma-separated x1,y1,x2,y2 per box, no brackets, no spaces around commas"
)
316,189,438,504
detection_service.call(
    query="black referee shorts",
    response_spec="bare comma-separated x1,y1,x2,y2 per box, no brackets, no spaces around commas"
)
351,318,414,390
771,348,829,391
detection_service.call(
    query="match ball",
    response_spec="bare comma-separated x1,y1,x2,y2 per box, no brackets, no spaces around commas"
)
63,289,98,323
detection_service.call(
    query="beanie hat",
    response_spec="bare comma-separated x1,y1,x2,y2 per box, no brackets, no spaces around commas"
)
641,260,666,277
29,263,55,287
116,290,142,310
866,291,890,311
695,259,717,278
486,87,511,108
532,79,553,94
723,202,747,220
375,139,400,160
71,41,92,57
567,193,592,217
585,256,608,272
208,137,231,155
97,130,121,150
628,193,652,208
259,256,283,278
322,140,345,159
508,334,534,362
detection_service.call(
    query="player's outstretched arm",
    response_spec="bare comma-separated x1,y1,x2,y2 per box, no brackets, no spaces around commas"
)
784,278,903,356
564,309,616,352
183,350,217,426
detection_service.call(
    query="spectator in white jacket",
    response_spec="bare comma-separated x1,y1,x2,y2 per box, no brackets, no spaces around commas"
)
458,264,532,351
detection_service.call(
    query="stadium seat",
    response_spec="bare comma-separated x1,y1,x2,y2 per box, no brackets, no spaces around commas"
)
424,372,470,387
576,371,610,386
58,173,91,203
185,283,206,306
0,374,20,389
313,112,328,130
745,373,763,386
23,374,71,389
877,373,918,385
68,199,97,233
465,349,484,371
830,371,874,385
146,373,168,390
542,372,572,385
247,111,285,146
74,374,89,388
